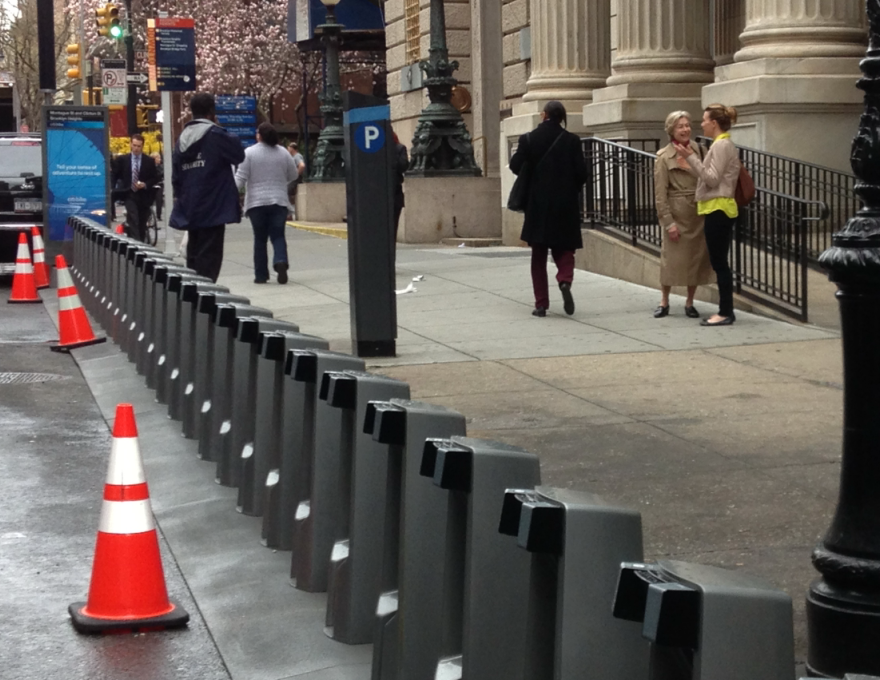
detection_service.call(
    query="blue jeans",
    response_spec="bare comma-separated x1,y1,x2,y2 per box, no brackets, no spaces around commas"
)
248,204,289,282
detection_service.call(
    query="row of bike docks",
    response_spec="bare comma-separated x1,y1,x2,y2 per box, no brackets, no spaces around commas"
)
68,213,810,680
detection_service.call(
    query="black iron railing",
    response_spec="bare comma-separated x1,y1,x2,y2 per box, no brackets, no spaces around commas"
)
581,137,825,321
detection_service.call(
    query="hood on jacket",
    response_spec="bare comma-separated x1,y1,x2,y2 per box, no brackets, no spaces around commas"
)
177,119,215,160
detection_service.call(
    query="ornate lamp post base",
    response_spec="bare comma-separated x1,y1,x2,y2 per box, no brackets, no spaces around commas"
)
310,7,346,183
806,1,880,676
407,0,480,177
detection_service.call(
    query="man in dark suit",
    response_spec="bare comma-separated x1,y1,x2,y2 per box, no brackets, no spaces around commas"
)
113,133,158,242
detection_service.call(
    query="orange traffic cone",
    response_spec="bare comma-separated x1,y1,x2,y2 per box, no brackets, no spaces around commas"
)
8,232,41,304
50,255,106,353
31,226,51,289
69,404,190,634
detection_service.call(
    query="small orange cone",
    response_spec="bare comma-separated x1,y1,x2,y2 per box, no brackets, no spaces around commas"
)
69,404,190,634
8,232,41,304
50,255,106,352
31,226,51,289
115,223,124,235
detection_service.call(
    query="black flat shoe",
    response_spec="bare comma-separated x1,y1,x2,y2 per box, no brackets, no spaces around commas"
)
684,305,700,318
532,307,547,317
559,282,575,315
254,279,268,284
274,262,289,284
653,305,669,318
700,314,735,326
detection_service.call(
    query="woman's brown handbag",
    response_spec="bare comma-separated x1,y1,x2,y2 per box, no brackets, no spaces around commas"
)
735,163,756,207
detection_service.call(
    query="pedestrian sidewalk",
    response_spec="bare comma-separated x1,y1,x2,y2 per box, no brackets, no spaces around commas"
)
216,223,835,365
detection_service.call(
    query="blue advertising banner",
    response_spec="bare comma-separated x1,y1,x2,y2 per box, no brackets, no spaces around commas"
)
42,106,110,242
215,95,258,147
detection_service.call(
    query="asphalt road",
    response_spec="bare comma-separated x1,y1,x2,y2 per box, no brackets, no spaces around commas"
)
0,289,230,680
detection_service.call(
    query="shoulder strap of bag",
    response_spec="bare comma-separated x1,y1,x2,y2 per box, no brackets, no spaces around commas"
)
536,130,567,169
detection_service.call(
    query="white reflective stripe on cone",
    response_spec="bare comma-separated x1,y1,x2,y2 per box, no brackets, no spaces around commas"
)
58,293,83,312
98,498,154,534
105,437,146,486
56,266,74,289
15,261,33,274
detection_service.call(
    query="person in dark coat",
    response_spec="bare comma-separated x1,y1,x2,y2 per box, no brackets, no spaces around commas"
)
170,92,245,282
509,100,588,317
392,132,408,239
111,133,158,243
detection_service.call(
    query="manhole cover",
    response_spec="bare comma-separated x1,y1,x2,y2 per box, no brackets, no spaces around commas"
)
0,372,67,385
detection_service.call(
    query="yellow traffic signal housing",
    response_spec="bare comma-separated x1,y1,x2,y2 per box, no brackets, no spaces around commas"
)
96,5,110,35
66,44,82,79
106,4,123,39
136,105,159,129
96,4,121,37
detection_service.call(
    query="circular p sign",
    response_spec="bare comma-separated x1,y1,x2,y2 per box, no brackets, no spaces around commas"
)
355,123,385,154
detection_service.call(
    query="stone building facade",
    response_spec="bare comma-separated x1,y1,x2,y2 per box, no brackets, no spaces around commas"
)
385,0,867,242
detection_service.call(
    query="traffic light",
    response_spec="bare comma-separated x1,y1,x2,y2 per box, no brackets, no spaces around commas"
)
96,4,122,39
66,44,82,79
107,4,123,39
136,105,159,129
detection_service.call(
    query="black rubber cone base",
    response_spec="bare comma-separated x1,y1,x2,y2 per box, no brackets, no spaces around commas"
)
68,598,190,634
50,335,107,353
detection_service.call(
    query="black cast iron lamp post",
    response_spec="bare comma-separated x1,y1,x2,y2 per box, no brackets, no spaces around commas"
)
310,0,346,182
406,0,480,176
807,0,880,676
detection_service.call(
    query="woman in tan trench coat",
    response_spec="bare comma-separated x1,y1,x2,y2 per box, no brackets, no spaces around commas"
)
653,111,714,318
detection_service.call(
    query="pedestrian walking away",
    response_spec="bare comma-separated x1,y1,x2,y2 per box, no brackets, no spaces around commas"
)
677,104,741,327
237,123,299,284
653,110,714,320
169,92,245,282
112,133,158,243
287,142,306,220
392,131,409,240
509,100,588,317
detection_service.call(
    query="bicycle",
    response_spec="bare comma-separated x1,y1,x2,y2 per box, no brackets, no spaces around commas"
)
113,185,160,246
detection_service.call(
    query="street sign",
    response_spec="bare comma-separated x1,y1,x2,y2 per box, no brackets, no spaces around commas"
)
146,17,196,92
215,95,257,147
127,72,148,85
100,58,127,105
354,123,385,153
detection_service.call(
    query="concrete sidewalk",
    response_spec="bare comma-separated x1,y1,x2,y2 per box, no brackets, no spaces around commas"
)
28,221,845,677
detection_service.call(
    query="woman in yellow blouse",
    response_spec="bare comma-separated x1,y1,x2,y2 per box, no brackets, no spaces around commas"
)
677,104,742,326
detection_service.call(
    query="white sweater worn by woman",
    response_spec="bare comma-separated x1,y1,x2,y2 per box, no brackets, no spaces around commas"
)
234,142,299,213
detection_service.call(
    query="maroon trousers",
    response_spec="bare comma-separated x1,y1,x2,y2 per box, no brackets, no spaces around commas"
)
530,245,575,309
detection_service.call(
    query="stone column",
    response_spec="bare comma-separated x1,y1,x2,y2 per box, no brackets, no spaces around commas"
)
606,0,715,86
714,0,746,67
582,0,714,140
522,0,611,102
702,0,866,172
735,0,865,61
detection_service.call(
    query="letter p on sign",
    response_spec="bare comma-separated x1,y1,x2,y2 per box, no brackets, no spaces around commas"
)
355,123,386,154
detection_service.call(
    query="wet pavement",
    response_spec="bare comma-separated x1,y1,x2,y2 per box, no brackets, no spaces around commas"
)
0,299,229,680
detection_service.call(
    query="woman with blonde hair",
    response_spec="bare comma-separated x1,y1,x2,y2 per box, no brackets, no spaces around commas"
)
653,110,713,319
677,104,741,326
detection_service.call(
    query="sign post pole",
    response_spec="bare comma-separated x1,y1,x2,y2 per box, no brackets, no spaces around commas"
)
162,90,174,254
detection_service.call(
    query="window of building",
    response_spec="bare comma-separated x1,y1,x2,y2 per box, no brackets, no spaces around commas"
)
405,0,420,63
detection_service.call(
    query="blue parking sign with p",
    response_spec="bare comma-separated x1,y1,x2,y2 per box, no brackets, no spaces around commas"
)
355,123,385,153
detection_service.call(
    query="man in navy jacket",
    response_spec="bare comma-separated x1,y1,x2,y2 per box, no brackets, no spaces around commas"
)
170,92,245,282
